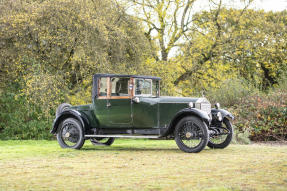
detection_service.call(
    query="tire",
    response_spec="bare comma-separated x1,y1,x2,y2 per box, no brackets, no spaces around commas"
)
90,138,115,146
56,103,72,117
56,118,85,149
174,116,209,153
207,119,233,149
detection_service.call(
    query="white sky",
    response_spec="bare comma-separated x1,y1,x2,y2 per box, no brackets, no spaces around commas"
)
191,0,287,13
253,0,287,11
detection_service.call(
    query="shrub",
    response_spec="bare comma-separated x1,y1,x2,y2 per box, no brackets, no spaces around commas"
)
207,78,256,107
231,125,251,144
0,90,54,140
229,89,287,142
207,77,287,142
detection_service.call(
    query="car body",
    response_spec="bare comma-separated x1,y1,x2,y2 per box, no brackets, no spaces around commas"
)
51,74,234,153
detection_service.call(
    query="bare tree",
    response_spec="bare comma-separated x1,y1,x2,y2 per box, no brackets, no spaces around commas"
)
125,0,197,61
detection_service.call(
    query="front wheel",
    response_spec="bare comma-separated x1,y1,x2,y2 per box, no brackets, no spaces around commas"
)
56,118,85,149
174,116,209,153
90,137,115,146
207,119,233,149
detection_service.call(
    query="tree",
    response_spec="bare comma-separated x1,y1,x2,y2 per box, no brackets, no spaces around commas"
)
0,0,153,112
125,0,254,63
177,8,287,91
125,0,198,61
172,0,253,86
0,0,154,139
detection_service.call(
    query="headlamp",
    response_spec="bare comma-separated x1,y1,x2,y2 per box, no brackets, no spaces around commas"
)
216,112,222,121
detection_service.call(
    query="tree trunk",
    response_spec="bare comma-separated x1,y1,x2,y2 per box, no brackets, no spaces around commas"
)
260,63,277,89
161,49,168,61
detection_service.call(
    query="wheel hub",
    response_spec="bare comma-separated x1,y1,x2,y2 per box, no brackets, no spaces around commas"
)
186,132,192,138
65,132,70,138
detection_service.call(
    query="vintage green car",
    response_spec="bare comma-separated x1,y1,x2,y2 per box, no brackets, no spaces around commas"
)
51,74,234,153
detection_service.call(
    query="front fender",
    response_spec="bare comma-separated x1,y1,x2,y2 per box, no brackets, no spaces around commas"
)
174,108,212,124
50,109,89,134
163,108,212,137
211,108,234,121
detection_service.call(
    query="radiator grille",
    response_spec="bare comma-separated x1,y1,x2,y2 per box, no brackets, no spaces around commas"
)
201,103,211,114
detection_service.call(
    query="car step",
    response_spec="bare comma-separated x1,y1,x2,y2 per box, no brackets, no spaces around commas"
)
85,134,160,139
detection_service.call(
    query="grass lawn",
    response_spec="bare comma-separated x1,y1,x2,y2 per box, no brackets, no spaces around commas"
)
0,140,286,191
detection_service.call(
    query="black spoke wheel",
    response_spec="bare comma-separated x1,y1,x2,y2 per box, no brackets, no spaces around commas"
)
175,116,209,153
56,118,85,149
90,137,115,146
208,119,233,149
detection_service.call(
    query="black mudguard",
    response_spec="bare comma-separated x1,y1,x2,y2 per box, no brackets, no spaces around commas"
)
163,108,212,137
50,109,89,134
211,108,234,121
174,108,212,125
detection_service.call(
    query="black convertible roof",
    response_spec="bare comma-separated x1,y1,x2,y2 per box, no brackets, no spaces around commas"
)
94,73,161,80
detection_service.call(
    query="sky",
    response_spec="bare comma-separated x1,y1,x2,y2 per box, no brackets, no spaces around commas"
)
253,0,287,11
191,0,287,13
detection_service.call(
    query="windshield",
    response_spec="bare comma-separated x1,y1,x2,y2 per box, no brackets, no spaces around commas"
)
134,78,159,97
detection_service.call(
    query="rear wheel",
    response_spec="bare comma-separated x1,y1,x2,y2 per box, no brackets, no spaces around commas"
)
90,137,115,146
56,118,85,149
207,119,233,149
174,116,209,153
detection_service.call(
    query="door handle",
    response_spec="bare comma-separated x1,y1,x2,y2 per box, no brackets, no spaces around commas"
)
132,97,140,103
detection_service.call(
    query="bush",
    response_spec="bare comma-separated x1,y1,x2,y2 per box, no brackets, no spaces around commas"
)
207,78,256,107
277,72,287,92
231,125,251,144
229,89,287,142
207,77,287,143
0,90,54,140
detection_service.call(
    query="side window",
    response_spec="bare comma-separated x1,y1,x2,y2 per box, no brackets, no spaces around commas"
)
152,80,159,96
135,79,152,96
111,77,130,97
98,77,108,97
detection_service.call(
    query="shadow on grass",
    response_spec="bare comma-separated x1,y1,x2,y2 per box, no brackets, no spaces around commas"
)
82,146,178,152
80,145,214,153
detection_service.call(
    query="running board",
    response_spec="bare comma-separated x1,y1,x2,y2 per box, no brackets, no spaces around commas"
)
85,134,160,139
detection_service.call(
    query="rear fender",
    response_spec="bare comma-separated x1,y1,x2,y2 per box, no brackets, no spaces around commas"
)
50,110,89,134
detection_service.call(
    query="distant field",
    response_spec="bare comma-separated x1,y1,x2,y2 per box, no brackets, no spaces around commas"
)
0,140,286,191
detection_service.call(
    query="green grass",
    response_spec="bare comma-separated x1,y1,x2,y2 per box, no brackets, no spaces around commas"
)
0,140,286,191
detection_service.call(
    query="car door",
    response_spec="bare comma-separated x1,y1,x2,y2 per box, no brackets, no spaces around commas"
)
108,77,132,128
93,77,110,128
132,78,159,129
